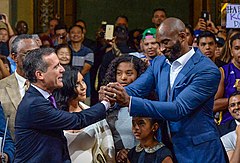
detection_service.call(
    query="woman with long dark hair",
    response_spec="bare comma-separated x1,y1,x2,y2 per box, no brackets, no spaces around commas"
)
54,66,115,163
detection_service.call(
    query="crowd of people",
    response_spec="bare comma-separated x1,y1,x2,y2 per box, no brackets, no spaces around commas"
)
0,7,240,163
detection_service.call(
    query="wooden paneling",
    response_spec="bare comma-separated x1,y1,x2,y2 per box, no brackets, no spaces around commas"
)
34,0,76,33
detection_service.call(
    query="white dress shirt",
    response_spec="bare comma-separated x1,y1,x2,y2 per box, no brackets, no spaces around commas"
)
166,47,195,88
128,48,195,112
15,71,27,98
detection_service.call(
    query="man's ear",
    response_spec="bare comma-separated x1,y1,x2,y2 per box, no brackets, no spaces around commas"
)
35,70,44,80
152,122,159,132
178,31,186,43
12,53,18,63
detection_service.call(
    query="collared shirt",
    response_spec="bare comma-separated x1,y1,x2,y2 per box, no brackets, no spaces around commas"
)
235,120,240,126
31,84,51,100
69,44,94,69
166,48,195,88
7,56,16,74
15,71,27,98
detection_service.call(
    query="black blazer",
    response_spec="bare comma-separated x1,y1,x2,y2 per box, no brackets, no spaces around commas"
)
218,119,237,137
14,86,106,163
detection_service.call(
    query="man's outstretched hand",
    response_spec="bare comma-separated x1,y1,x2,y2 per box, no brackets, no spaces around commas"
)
99,82,130,107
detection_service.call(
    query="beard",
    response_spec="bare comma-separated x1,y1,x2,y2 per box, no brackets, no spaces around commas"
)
165,40,182,62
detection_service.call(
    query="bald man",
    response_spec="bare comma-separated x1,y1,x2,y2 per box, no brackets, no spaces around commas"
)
101,17,226,162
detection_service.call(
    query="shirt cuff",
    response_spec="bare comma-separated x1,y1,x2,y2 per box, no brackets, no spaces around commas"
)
101,100,111,111
128,96,132,113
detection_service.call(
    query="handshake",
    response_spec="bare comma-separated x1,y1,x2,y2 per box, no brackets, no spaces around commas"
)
99,82,130,107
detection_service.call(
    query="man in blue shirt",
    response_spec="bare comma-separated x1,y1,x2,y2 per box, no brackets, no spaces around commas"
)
0,103,14,163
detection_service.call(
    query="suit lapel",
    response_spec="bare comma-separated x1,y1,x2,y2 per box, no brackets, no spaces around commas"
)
6,75,21,110
171,51,202,96
159,62,170,101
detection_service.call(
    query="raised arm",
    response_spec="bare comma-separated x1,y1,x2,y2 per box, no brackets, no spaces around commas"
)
214,67,228,112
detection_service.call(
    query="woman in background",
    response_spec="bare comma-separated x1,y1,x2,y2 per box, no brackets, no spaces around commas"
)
54,66,115,163
55,43,72,67
219,29,240,64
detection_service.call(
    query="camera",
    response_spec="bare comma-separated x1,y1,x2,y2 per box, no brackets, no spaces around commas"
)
59,35,65,39
201,11,209,22
99,31,105,38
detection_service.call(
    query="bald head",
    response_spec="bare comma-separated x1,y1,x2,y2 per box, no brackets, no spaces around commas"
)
156,17,190,62
158,17,185,36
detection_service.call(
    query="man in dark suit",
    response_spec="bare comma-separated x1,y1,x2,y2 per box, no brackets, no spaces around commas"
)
0,103,14,163
101,18,226,162
14,48,111,162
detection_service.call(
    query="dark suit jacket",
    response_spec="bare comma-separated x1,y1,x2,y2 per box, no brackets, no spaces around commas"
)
0,103,14,163
14,86,106,163
218,119,237,137
126,49,226,163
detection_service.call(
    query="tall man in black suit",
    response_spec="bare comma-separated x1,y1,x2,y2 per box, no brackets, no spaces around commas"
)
14,48,111,162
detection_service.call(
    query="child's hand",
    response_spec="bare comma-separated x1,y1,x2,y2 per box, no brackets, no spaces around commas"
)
116,149,129,163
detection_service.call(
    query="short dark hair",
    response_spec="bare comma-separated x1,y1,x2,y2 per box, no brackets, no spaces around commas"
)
49,18,59,25
230,33,240,48
53,66,80,111
54,23,67,33
185,23,194,36
152,8,167,17
197,31,216,45
228,91,240,104
15,20,28,29
23,47,55,83
68,25,83,33
55,43,71,54
115,15,128,23
75,19,86,28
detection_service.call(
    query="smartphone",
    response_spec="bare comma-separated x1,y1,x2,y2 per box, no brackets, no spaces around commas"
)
105,25,114,40
201,11,209,22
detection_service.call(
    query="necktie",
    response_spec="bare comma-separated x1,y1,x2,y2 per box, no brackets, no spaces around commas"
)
48,95,57,108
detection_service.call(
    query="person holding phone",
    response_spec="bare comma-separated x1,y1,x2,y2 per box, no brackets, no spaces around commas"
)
0,13,14,38
194,11,219,35
53,24,68,46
